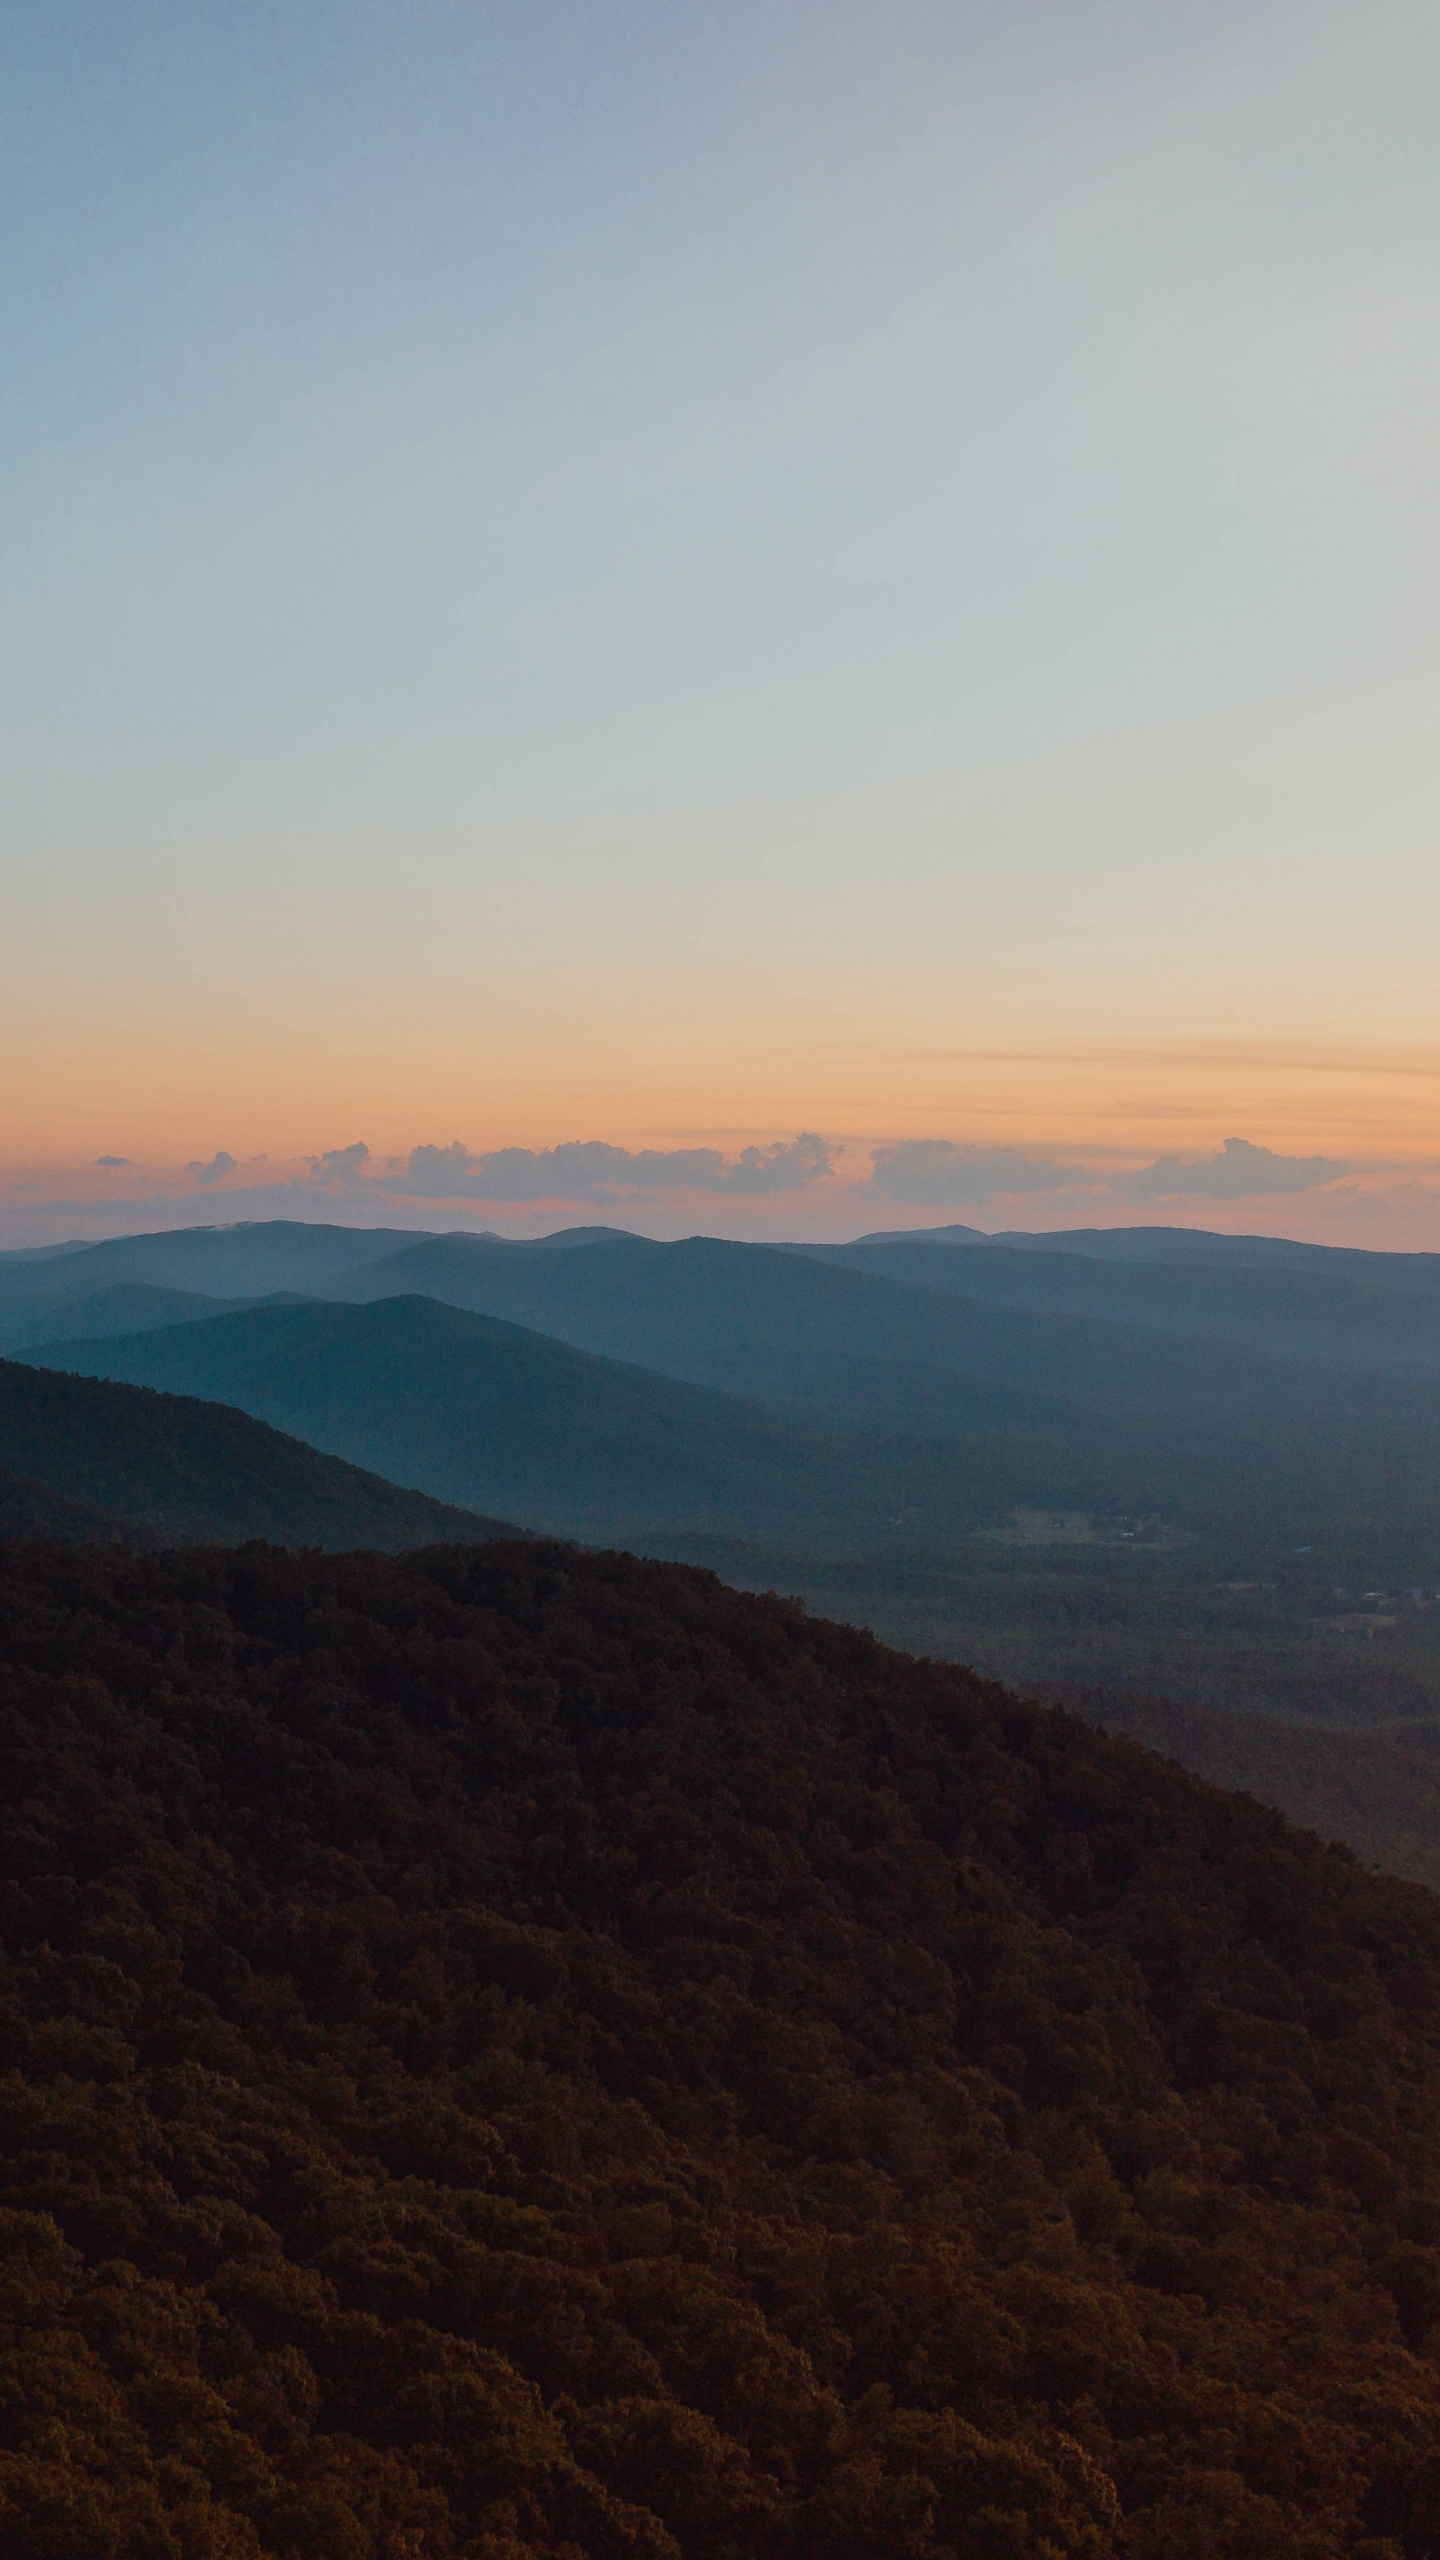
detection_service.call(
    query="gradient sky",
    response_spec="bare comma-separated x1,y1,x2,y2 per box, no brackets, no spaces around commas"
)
3,2,1438,1245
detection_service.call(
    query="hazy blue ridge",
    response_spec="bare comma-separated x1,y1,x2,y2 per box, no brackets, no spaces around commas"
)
0,1353,521,1550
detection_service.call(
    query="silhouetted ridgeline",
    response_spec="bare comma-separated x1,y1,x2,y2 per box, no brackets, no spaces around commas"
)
6,1536,1440,2554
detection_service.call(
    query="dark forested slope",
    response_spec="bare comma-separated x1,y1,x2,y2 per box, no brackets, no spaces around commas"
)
5,1536,1440,2555
0,1468,127,1544
0,1357,516,1549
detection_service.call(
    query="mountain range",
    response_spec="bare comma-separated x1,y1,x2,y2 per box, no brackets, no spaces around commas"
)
12,1212,1440,1888
20,1217,1440,1569
22,1291,1113,1542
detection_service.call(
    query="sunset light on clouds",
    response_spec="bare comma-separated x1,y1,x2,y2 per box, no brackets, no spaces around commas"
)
3,1,1437,1246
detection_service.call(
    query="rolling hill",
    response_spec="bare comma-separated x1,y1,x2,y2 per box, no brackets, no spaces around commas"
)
0,1218,420,1345
22,1294,1036,1541
30,1261,1440,1573
985,1220,1440,1280
0,1355,519,1549
15,1216,1440,1410
326,1226,1429,1425
18,1218,1440,1728
299,1233,1440,1571
821,1231,1440,1377
7,1281,271,1350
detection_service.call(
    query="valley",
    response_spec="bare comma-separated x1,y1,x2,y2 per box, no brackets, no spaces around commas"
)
11,1212,1440,1896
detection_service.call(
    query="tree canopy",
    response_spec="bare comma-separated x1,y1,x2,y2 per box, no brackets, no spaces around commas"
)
3,1534,1440,2555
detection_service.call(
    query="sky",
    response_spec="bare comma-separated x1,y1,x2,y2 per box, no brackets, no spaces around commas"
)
2,0,1438,1248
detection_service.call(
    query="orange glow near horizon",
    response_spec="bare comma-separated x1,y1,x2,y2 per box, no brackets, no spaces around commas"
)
3,6,1437,1255
4,1024,1440,1171
3,1016,1440,1256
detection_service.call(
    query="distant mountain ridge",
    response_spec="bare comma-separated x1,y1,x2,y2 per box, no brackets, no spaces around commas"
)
24,1294,1031,1542
5,1280,315,1351
27,1306,1440,1593
0,1219,416,1342
860,1218,1440,1277
15,1210,1440,1578
336,1227,1440,1403
818,1235,1440,1375
10,1208,1440,1326
14,1213,1440,1389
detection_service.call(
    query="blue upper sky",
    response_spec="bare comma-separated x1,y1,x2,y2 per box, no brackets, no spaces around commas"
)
2,1,1437,1243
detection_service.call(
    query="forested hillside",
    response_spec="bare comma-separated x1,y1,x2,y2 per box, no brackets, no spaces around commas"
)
0,1358,518,1550
0,1470,126,1543
5,1534,1440,2555
1067,1686,1440,1894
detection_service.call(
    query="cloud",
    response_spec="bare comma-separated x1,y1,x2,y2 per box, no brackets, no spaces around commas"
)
1117,1137,1349,1202
722,1134,837,1194
95,1155,129,1168
867,1133,1351,1211
308,1142,371,1184
186,1150,236,1186
399,1134,837,1202
868,1142,1082,1206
